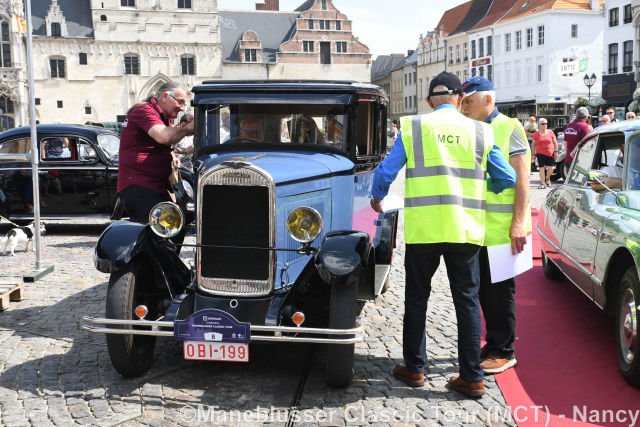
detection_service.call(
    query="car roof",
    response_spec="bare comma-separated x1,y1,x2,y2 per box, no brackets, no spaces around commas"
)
192,80,386,97
0,124,118,139
586,120,640,138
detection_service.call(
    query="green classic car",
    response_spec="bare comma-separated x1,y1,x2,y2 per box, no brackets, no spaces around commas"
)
538,120,640,387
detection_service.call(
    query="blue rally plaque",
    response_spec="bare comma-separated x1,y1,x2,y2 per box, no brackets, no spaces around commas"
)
174,309,251,344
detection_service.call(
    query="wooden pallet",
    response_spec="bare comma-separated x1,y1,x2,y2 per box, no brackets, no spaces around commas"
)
0,283,23,311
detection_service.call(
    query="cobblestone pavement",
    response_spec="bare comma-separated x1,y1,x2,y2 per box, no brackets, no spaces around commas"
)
0,172,551,426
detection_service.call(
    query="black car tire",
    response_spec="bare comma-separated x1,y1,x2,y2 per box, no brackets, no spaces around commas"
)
542,250,564,281
326,281,357,388
615,267,640,387
105,258,156,378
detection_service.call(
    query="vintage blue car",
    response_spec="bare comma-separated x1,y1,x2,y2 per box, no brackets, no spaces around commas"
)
83,81,399,387
537,120,640,387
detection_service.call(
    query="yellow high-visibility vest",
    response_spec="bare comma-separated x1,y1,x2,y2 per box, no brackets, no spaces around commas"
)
485,113,532,246
402,108,493,245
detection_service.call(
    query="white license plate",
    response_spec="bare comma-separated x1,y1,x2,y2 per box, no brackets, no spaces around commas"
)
183,341,249,362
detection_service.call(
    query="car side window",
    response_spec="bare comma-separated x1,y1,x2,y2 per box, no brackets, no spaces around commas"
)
567,136,598,187
78,140,97,161
0,138,30,162
626,138,640,190
41,137,78,161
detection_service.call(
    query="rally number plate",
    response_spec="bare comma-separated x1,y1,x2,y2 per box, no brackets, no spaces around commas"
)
183,341,249,362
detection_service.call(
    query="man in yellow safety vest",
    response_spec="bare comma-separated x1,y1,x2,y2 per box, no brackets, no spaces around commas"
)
461,76,531,374
370,72,516,398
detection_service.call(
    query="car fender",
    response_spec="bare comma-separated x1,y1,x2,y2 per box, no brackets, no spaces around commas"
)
314,231,371,287
94,220,191,298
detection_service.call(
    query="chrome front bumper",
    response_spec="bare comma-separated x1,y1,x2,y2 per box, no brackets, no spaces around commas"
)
82,316,363,344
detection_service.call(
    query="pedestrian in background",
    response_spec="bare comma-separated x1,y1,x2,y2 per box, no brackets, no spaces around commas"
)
599,114,611,126
563,107,590,176
524,114,537,173
626,111,636,120
461,76,530,374
606,107,619,122
370,72,516,399
174,112,194,170
117,81,193,222
532,118,557,188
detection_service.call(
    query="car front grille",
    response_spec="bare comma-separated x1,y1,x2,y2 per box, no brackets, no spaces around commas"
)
197,164,275,296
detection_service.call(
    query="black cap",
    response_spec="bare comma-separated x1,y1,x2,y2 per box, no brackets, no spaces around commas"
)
428,71,463,98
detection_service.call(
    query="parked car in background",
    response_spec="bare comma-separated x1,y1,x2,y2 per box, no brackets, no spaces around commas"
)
537,120,640,387
0,124,119,220
84,80,399,388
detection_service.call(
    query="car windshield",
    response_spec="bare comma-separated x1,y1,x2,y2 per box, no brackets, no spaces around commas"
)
97,133,119,161
626,137,640,190
201,104,347,150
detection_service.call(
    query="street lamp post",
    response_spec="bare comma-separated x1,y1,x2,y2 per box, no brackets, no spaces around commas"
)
584,73,597,101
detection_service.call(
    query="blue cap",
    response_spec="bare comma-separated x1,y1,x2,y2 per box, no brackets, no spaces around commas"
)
462,76,494,96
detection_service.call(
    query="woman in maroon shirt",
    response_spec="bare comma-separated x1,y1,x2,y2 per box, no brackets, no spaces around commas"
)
117,81,193,222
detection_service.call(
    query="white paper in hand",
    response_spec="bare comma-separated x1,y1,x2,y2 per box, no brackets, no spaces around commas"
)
487,234,534,283
381,195,404,212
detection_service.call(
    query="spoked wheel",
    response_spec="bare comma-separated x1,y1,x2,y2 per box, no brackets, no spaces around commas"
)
105,258,157,377
542,250,564,281
616,267,640,387
326,281,357,388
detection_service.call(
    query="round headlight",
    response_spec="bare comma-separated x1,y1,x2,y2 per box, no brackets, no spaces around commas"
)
286,207,323,243
149,202,184,238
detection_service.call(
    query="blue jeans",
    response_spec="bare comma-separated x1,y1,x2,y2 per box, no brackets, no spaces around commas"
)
403,243,483,382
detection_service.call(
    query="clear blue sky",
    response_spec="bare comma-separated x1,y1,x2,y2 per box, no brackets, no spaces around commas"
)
218,0,467,58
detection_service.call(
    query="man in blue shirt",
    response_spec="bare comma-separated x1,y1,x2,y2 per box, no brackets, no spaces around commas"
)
370,72,516,399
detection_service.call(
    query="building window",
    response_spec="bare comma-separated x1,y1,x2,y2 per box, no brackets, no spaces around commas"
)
303,41,314,52
85,106,92,115
50,58,65,78
571,24,578,38
538,25,544,45
624,4,632,23
308,19,313,29
537,64,543,82
336,41,347,53
335,21,341,30
624,40,633,72
505,33,511,52
121,0,135,6
448,46,453,64
35,98,40,105
471,40,476,59
181,55,197,73
0,20,11,67
487,36,492,55
177,0,191,8
609,43,619,74
50,22,61,37
471,67,476,77
319,20,331,30
488,64,493,82
244,49,256,62
463,42,468,60
124,54,140,75
463,68,469,81
526,28,533,47
609,7,619,26
479,38,484,57
479,66,485,78
456,44,460,62
321,0,327,9
57,100,63,108
100,15,107,21
515,31,522,50
79,52,87,65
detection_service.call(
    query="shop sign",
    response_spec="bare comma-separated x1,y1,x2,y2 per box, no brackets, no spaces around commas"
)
537,103,566,116
472,57,491,67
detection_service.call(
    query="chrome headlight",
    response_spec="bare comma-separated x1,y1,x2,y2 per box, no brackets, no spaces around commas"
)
286,207,323,243
149,202,184,238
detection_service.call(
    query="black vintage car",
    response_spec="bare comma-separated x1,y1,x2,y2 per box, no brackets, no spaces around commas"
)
0,124,120,219
84,80,399,388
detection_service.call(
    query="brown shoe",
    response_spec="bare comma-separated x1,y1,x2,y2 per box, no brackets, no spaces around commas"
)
447,375,485,398
480,357,517,374
392,364,425,387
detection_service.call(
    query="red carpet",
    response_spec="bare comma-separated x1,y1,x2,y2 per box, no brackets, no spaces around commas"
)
492,209,640,426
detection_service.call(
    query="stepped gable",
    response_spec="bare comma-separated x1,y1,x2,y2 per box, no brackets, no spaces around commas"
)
31,0,94,38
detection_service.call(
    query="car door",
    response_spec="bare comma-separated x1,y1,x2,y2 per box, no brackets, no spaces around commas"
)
559,134,620,298
39,135,112,215
0,136,32,217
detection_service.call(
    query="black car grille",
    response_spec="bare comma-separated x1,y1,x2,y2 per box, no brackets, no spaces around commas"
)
197,164,274,296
